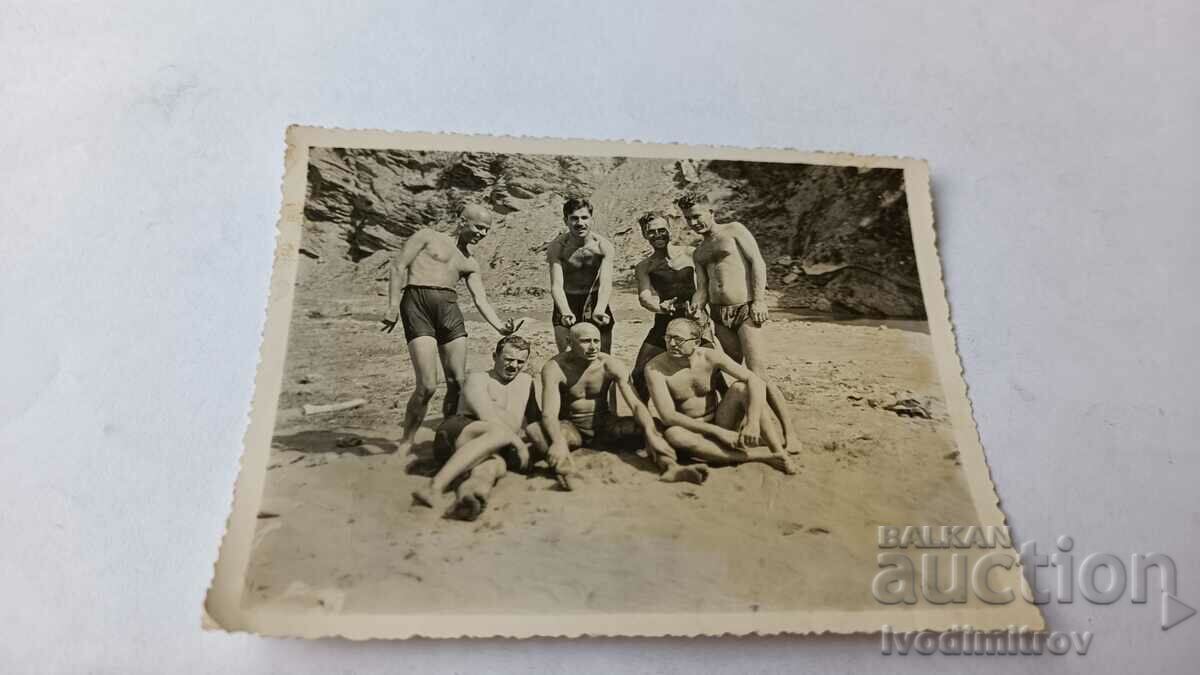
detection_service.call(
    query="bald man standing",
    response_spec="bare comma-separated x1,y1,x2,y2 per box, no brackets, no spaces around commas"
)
383,204,520,455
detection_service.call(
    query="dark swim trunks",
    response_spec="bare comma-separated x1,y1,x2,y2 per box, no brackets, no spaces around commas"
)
400,285,467,344
562,412,647,451
643,264,697,348
552,290,616,330
711,302,755,330
433,414,475,465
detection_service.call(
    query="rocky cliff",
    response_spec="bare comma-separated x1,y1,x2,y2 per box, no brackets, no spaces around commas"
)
301,148,926,318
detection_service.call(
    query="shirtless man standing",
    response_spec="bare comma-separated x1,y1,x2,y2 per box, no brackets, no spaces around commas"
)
413,335,539,520
677,191,799,452
546,197,615,354
645,318,796,475
382,204,519,455
530,322,707,487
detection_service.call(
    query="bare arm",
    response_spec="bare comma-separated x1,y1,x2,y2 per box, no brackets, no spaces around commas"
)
547,238,572,320
464,268,511,334
383,230,429,331
710,349,765,446
635,260,664,314
605,358,657,437
733,224,768,300
733,224,769,323
592,237,615,315
539,362,569,451
691,256,709,312
647,366,739,445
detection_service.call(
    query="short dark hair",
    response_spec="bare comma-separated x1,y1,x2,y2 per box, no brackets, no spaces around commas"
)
494,334,531,355
562,196,593,218
637,211,668,232
674,191,709,210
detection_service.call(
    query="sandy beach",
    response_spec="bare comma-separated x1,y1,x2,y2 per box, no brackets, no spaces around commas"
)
241,269,977,615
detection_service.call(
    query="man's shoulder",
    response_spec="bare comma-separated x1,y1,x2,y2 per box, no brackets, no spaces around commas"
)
715,221,748,237
541,355,567,376
591,233,614,250
598,353,629,375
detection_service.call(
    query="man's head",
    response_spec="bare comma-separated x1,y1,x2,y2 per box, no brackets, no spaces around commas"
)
562,196,594,239
674,192,715,235
638,211,671,251
492,334,531,382
457,204,494,244
664,317,702,358
568,322,603,361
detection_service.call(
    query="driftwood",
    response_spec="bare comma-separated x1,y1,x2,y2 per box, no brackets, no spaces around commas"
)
302,398,367,416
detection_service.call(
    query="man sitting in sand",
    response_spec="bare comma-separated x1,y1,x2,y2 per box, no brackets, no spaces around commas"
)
413,335,539,520
530,322,707,487
382,204,520,456
645,317,797,475
677,191,799,451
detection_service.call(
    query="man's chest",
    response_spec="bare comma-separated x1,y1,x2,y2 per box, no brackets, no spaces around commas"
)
695,238,737,265
563,241,603,269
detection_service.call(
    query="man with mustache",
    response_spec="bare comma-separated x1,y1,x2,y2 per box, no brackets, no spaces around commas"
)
677,191,799,452
413,335,539,520
546,197,616,354
646,318,796,475
382,204,520,456
631,210,717,401
530,322,707,488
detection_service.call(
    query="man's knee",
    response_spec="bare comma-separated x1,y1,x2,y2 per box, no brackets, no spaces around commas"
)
663,426,695,446
411,384,436,404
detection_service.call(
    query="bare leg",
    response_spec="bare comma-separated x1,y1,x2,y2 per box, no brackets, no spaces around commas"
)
663,426,795,474
397,336,440,455
438,336,469,418
712,321,743,364
413,423,513,510
632,341,665,402
738,322,800,454
553,325,571,354
448,456,507,521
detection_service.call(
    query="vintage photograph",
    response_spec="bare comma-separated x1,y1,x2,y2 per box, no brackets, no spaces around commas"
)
206,128,1040,638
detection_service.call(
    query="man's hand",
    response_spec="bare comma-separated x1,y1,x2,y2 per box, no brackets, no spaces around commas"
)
716,427,741,448
591,311,612,327
497,317,525,336
738,419,762,449
547,440,577,490
511,434,531,470
381,305,400,333
658,298,677,315
559,311,576,327
749,298,769,325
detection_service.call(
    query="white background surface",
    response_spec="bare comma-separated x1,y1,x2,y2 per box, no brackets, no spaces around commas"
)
1,1,1197,672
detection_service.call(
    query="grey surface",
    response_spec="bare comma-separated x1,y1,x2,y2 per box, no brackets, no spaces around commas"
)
1,1,1197,672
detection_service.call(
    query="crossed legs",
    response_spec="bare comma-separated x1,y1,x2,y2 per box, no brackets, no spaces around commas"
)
713,321,800,453
660,382,796,474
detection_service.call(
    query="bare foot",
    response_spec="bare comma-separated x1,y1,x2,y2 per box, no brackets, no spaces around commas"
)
660,464,709,485
447,493,486,521
555,470,579,491
412,485,448,511
393,436,416,458
763,454,798,475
